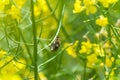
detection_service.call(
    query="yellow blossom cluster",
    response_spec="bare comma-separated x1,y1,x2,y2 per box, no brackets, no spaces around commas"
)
79,40,92,54
0,0,9,12
7,5,21,21
0,0,49,20
0,0,26,20
0,50,7,58
99,0,118,8
0,50,26,80
34,0,49,17
87,53,98,67
96,15,108,27
73,0,97,15
73,0,118,14
64,40,79,58
73,0,85,13
14,0,26,9
79,41,104,67
80,40,114,68
64,39,114,68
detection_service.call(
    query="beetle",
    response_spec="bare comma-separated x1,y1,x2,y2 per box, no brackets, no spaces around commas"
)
50,36,61,51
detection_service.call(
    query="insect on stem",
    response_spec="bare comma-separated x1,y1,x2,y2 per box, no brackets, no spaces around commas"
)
50,36,61,51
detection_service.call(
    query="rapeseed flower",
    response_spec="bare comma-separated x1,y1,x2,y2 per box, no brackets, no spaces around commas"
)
73,0,85,13
99,0,118,8
64,40,79,58
0,74,22,80
87,53,98,67
34,5,41,17
0,50,24,80
14,0,26,9
86,43,104,67
0,0,9,11
96,15,108,27
100,57,113,68
83,0,97,15
37,0,49,13
0,57,23,80
13,58,26,70
106,57,114,67
79,40,107,67
73,0,97,15
33,0,49,17
7,5,20,20
39,72,48,80
79,40,92,54
93,44,104,57
0,50,7,58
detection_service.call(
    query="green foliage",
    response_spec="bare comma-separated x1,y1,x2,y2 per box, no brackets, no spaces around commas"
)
0,0,120,80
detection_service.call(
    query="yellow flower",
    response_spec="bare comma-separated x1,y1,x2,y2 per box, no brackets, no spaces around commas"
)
85,5,97,15
37,0,49,13
0,56,17,75
0,74,22,80
34,5,41,17
73,0,97,14
106,57,112,67
109,0,118,3
79,40,92,54
0,0,9,12
83,0,97,15
83,0,96,7
73,0,85,13
0,0,9,11
66,46,77,58
99,0,118,8
39,72,47,80
0,50,13,68
100,62,104,67
7,5,20,20
87,53,98,67
14,0,26,9
64,40,79,58
13,58,26,70
96,15,108,27
99,0,110,8
0,50,7,58
0,55,13,67
93,44,104,57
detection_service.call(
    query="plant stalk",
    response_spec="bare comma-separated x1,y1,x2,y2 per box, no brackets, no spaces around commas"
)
30,0,38,80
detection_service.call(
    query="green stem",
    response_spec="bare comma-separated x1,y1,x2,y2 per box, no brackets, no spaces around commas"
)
45,0,72,41
45,0,59,21
110,25,120,42
38,46,67,72
106,25,120,80
2,26,10,48
30,0,38,80
38,3,65,54
83,57,87,80
18,29,33,63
